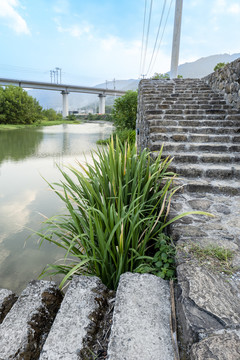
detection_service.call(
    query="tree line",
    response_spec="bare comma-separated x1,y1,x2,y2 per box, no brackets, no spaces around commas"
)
0,85,62,124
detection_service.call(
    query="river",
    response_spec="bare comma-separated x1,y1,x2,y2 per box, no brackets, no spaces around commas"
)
0,121,113,294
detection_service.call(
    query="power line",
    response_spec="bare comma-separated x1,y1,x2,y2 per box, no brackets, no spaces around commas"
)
146,0,167,76
148,0,174,76
139,0,148,77
141,0,154,77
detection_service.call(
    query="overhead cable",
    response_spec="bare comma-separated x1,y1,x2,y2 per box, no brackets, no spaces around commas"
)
146,0,167,76
139,0,148,77
141,0,154,77
148,0,174,76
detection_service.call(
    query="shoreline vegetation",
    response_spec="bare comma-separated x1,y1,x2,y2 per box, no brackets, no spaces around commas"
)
0,120,81,131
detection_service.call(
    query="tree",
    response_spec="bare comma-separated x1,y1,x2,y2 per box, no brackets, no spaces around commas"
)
112,90,138,130
151,73,170,79
42,108,62,121
214,62,227,72
0,86,43,124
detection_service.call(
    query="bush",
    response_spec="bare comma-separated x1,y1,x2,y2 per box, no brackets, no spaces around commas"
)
42,108,63,122
112,90,138,130
214,62,227,72
0,86,43,124
37,137,212,290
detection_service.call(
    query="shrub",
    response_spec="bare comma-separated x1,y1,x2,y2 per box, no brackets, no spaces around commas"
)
214,62,227,72
112,90,138,130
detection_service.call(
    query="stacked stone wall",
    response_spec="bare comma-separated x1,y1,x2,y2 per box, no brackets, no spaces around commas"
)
203,57,240,109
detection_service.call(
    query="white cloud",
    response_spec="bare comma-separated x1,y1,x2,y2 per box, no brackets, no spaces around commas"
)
228,3,240,14
0,0,30,34
55,18,91,38
212,0,240,14
53,0,69,14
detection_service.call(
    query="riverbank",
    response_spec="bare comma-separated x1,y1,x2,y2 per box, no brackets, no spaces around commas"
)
0,120,81,131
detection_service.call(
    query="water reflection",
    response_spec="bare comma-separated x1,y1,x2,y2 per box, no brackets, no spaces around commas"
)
0,128,43,164
0,122,113,293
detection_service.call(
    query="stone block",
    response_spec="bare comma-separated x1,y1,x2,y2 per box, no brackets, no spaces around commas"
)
0,280,62,359
40,276,110,360
190,330,240,360
107,273,175,360
0,288,17,324
176,261,240,352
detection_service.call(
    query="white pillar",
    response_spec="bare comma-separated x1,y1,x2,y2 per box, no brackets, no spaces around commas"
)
98,94,106,114
61,90,69,118
170,0,183,79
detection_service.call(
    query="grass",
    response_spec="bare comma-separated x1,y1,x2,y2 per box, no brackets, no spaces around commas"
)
182,242,235,275
36,136,213,290
0,120,81,131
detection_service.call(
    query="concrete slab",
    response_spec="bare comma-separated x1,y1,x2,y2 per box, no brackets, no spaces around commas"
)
0,280,62,359
40,275,109,360
107,272,175,360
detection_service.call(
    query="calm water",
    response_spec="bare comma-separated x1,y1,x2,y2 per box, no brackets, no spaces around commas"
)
0,122,113,294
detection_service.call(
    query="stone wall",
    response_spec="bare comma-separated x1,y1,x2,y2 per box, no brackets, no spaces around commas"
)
203,57,240,109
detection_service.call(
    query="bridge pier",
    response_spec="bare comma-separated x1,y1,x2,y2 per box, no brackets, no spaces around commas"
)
61,90,69,118
98,94,106,114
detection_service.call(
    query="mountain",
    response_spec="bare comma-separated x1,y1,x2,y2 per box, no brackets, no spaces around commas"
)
28,53,240,111
178,53,240,78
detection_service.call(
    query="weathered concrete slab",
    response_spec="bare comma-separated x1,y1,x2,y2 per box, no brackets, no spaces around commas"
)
176,260,240,352
190,330,240,360
0,280,62,359
40,275,110,360
0,288,17,324
107,272,175,360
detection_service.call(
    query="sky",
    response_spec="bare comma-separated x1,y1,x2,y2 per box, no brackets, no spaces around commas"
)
0,0,239,86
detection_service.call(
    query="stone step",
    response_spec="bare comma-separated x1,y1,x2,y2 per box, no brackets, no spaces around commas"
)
174,178,240,196
169,163,240,180
150,141,240,153
150,125,240,135
148,114,230,121
40,276,114,360
159,152,240,164
148,119,240,128
151,133,240,144
107,273,175,360
0,280,62,359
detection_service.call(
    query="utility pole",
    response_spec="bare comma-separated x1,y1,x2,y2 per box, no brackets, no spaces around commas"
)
50,70,53,83
55,68,59,84
170,0,183,79
53,70,56,83
56,67,62,83
106,80,108,89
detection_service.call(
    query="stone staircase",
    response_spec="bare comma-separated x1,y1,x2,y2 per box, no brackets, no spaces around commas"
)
137,78,240,359
144,78,240,187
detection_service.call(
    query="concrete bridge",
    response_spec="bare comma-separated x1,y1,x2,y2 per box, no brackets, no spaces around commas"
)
0,77,126,117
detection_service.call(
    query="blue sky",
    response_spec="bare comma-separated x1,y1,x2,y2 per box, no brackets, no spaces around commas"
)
0,0,239,86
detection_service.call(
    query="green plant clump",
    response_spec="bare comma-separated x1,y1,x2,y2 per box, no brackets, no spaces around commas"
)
214,62,228,72
37,137,212,290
